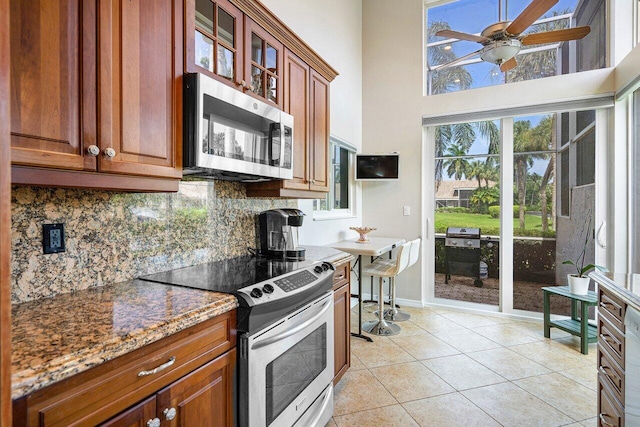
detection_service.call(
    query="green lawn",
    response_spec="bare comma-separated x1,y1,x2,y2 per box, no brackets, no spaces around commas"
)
435,212,555,237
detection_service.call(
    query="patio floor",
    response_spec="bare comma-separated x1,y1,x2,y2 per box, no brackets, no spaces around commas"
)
434,273,573,315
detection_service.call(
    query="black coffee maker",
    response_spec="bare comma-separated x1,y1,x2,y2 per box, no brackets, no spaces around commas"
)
258,209,306,260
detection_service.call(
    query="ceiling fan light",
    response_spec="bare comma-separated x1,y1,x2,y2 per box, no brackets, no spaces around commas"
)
480,39,521,65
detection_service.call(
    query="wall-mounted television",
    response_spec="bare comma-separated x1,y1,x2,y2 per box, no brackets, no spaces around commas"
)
355,154,399,181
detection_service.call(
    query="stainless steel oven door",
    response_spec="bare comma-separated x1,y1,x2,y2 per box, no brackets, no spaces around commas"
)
244,292,334,427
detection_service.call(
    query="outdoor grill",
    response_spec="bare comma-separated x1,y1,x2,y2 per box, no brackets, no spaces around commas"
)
444,227,483,287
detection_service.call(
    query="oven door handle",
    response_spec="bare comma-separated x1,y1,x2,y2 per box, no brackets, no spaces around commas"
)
252,297,332,350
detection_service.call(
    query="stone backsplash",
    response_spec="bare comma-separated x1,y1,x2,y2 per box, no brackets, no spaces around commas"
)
11,180,296,304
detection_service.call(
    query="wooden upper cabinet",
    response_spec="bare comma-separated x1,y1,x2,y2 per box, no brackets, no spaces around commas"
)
244,18,283,108
187,0,244,90
309,70,329,192
282,49,310,191
98,0,182,179
9,0,96,171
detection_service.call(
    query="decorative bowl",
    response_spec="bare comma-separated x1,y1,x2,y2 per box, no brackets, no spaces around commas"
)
349,226,377,243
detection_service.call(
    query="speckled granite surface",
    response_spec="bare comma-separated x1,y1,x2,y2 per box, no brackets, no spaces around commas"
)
11,181,295,303
590,271,640,312
11,280,237,399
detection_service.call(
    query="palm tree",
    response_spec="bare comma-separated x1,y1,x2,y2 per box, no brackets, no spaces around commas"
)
443,144,470,180
468,160,485,188
427,21,473,95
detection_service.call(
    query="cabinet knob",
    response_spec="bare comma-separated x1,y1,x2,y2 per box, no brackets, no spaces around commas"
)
146,418,161,427
163,407,177,421
103,148,117,158
86,145,100,156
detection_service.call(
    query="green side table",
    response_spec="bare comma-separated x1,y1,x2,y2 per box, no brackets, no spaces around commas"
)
542,286,598,354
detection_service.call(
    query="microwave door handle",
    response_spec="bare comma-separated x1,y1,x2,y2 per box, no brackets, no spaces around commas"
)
279,122,287,171
251,296,332,350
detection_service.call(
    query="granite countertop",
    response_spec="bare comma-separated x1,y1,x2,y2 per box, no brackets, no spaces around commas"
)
11,246,352,400
590,270,640,312
303,245,355,266
11,281,237,399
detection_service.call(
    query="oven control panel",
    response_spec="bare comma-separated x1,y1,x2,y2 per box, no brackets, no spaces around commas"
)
237,262,334,305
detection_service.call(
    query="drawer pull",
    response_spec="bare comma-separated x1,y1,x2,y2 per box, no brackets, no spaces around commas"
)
600,333,619,348
599,413,615,427
599,366,621,386
138,356,176,377
147,418,161,427
335,274,345,280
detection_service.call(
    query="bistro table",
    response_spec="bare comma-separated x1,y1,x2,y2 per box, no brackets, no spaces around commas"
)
330,236,406,342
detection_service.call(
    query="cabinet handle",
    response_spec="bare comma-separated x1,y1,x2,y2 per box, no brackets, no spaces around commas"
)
147,418,161,427
103,147,117,158
599,413,615,427
600,333,619,348
335,273,345,280
137,356,176,377
163,407,177,421
86,145,100,156
598,365,621,385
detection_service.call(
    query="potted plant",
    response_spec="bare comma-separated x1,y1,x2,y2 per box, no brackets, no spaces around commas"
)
562,212,608,295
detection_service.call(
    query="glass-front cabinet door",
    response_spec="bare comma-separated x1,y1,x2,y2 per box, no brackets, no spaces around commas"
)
245,18,284,107
188,0,243,88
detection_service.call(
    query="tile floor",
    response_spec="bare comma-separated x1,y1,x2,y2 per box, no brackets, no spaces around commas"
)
327,305,597,427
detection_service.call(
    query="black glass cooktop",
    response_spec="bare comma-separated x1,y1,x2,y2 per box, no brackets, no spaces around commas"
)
139,255,317,294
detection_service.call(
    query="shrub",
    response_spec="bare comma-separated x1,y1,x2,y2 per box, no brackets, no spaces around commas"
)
436,207,470,214
488,206,500,218
513,205,526,218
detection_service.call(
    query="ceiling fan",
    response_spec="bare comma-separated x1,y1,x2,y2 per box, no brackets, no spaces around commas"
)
432,0,590,72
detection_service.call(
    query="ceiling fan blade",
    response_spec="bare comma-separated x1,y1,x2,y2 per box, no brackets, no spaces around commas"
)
500,57,517,72
506,0,558,36
436,29,489,44
521,26,591,45
430,49,482,71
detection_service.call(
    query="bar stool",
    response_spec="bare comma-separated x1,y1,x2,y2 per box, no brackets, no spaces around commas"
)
376,238,421,322
361,240,412,336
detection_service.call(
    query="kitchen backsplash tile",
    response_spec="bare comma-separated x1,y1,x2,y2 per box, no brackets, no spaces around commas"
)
11,180,296,304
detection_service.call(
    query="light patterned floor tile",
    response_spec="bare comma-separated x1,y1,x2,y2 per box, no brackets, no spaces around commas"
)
462,382,574,426
333,404,419,427
324,418,337,427
432,328,502,353
348,352,366,371
510,340,594,371
402,393,501,427
506,319,572,339
350,336,415,368
333,369,397,416
514,373,597,422
472,323,543,346
558,365,598,391
422,354,506,391
390,331,460,360
410,314,467,334
369,361,454,402
440,311,510,328
467,347,552,380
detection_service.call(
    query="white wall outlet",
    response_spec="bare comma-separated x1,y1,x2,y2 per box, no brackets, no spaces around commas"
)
403,206,410,216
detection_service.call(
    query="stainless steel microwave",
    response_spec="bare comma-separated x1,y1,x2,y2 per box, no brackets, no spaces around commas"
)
183,73,293,181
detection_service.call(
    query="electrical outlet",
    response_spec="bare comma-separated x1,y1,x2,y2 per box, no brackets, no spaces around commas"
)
43,223,66,254
403,206,411,216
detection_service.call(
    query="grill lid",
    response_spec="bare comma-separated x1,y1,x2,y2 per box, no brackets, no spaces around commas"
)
446,227,481,239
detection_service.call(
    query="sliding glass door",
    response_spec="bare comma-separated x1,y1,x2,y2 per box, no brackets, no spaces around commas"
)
425,108,603,316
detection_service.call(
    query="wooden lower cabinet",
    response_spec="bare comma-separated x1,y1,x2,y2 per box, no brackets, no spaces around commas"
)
13,311,236,427
333,261,351,384
101,350,235,427
597,287,627,427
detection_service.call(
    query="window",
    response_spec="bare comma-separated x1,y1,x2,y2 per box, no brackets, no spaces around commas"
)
313,136,356,218
425,0,608,95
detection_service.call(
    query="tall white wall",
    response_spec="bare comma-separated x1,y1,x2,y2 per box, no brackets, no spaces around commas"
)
260,0,364,246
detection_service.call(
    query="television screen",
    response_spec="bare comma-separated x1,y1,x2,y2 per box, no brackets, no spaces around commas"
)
355,154,399,180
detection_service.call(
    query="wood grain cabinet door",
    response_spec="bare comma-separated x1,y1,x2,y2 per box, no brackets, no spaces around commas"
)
155,349,235,427
244,18,283,108
9,0,96,171
98,0,182,179
98,396,157,427
309,70,329,192
282,49,310,191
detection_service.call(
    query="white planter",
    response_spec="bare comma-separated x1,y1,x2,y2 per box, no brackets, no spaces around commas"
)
567,274,591,295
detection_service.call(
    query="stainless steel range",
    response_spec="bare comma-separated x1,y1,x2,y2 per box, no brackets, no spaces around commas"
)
140,256,335,427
